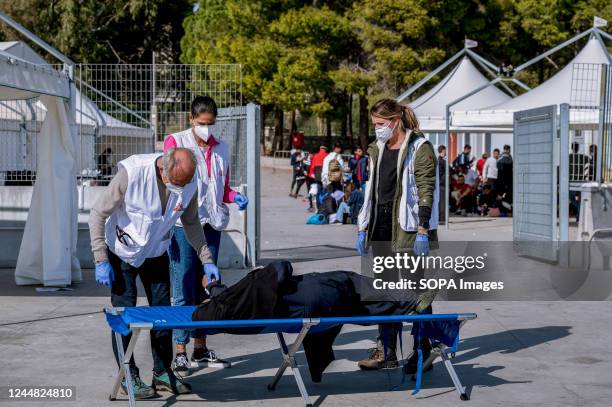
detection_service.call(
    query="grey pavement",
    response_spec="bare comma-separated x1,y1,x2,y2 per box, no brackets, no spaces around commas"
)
0,166,611,406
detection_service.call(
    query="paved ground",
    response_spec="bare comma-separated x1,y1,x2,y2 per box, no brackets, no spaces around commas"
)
1,166,611,406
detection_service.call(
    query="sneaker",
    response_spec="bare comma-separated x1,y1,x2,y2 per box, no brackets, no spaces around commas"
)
307,207,315,213
416,289,438,314
152,371,191,395
357,348,399,370
191,347,231,368
172,352,190,376
121,369,156,399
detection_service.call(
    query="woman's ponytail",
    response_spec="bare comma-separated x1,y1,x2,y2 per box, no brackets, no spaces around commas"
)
402,105,420,131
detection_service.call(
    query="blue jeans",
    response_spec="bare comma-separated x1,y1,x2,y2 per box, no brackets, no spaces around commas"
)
168,224,221,345
334,201,350,223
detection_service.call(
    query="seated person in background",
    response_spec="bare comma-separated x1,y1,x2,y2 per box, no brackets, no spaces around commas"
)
451,174,474,215
192,261,436,383
331,181,363,224
476,184,499,216
462,164,479,188
306,188,338,224
330,182,351,224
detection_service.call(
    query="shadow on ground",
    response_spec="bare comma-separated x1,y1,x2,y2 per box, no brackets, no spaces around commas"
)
111,325,571,405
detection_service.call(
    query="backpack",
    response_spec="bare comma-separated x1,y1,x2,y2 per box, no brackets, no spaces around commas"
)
328,158,342,183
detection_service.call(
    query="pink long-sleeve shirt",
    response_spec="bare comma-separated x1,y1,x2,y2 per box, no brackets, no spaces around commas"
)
163,134,237,203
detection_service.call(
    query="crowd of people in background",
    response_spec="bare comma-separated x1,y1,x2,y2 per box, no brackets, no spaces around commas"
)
289,141,517,222
289,143,367,225
441,143,514,217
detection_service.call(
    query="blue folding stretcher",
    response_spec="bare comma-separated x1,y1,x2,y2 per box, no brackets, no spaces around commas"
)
104,306,476,406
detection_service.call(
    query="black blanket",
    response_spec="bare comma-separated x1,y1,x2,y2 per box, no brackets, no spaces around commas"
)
192,261,418,381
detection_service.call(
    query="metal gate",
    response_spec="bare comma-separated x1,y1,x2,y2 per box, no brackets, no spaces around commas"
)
513,105,558,262
0,60,261,267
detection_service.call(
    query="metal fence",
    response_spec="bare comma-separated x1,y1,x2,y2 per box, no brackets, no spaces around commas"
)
0,62,242,186
569,63,611,184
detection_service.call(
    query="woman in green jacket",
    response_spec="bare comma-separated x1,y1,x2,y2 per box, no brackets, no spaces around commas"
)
355,98,439,372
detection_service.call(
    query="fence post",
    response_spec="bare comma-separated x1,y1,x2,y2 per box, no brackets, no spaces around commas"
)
597,64,607,183
559,104,570,266
246,103,261,266
150,53,157,151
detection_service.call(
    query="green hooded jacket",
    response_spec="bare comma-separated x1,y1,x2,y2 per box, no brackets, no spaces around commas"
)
364,131,439,252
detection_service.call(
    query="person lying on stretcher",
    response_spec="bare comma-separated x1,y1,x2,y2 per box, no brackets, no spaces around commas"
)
192,260,437,382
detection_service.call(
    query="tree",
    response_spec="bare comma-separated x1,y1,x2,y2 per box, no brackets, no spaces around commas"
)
0,0,192,63
343,0,445,148
267,5,354,146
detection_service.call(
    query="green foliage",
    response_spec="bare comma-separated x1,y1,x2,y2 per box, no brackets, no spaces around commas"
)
0,0,192,63
1,0,609,131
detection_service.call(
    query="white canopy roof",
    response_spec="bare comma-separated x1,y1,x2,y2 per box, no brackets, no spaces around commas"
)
0,49,70,100
0,41,152,138
408,56,512,132
452,37,611,128
0,41,48,64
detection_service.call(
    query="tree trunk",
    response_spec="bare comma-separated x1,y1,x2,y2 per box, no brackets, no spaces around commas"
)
325,117,332,148
286,110,296,150
272,107,284,153
290,110,297,133
347,93,354,144
358,93,369,150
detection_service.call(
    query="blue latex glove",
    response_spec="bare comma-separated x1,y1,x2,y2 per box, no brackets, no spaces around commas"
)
356,231,368,256
95,261,114,286
233,193,249,211
204,263,221,283
413,234,430,256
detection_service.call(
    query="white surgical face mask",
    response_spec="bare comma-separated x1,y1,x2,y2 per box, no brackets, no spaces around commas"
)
374,121,395,143
165,182,184,195
194,124,210,142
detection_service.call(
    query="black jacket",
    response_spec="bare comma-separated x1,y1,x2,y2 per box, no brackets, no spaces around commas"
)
192,261,418,382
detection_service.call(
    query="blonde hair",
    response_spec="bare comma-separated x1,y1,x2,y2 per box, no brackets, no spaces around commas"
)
370,98,419,131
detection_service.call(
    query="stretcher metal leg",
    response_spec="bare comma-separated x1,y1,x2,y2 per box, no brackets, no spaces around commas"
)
440,348,469,401
109,328,142,407
267,324,315,407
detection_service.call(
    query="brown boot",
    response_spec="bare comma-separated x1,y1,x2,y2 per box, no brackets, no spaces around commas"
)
357,347,399,370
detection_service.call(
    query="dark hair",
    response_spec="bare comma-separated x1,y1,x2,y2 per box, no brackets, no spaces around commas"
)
493,148,500,154
191,95,218,118
370,98,419,131
464,144,471,150
334,143,342,150
438,145,446,153
503,144,511,151
354,146,363,152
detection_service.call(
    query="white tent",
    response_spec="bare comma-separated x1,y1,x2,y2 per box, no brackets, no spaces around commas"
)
409,56,512,132
0,41,153,173
0,49,81,286
452,37,611,128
